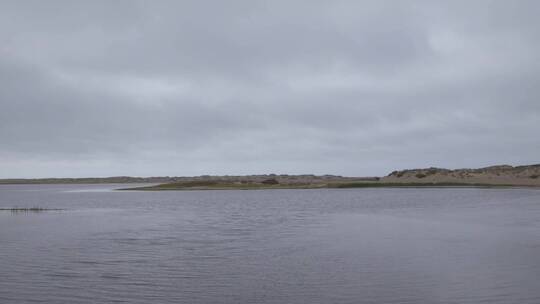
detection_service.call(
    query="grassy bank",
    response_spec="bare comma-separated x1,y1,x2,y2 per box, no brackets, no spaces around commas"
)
120,181,528,191
327,182,520,188
119,180,328,191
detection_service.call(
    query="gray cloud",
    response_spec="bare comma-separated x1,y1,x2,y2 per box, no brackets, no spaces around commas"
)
1,0,539,178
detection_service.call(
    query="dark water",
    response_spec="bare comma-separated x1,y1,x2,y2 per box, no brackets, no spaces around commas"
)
1,185,540,303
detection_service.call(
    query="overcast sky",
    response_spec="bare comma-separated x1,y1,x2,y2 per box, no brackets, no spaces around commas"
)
1,1,539,178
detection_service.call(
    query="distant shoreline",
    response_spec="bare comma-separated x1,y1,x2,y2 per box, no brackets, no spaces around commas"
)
120,182,540,191
2,164,539,190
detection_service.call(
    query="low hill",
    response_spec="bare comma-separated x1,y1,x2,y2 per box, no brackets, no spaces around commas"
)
382,164,540,186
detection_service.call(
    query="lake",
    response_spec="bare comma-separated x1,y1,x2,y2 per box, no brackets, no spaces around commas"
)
1,184,540,303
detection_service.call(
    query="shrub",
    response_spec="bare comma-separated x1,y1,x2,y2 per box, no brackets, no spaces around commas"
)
426,168,438,175
415,173,427,179
261,178,279,185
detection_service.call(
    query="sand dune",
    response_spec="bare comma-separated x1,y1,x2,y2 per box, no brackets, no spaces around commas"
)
382,164,540,186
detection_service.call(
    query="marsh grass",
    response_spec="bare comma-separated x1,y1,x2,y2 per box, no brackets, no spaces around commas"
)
0,207,64,213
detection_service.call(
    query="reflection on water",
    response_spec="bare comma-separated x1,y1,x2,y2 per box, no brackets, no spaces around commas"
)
1,184,540,304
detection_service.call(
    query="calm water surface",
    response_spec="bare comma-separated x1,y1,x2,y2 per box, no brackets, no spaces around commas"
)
1,184,540,303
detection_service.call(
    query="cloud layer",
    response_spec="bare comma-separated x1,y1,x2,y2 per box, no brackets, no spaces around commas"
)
1,1,539,177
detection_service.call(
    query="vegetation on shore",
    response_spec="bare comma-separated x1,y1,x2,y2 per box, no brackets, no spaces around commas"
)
120,179,329,191
329,182,519,188
2,164,539,190
120,180,526,191
121,164,540,190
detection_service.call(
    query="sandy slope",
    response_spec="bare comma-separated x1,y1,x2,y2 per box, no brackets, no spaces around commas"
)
382,165,540,186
